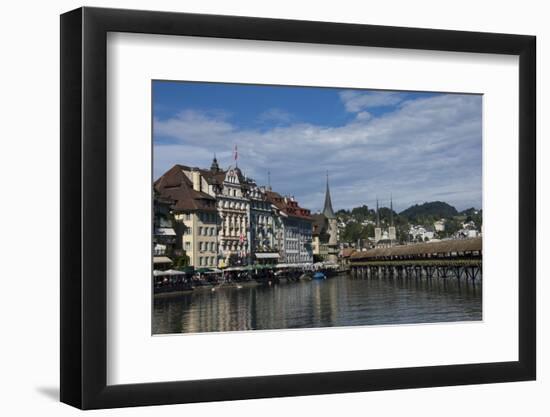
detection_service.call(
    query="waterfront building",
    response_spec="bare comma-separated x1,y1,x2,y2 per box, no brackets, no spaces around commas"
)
266,191,313,264
154,166,219,268
211,164,251,265
153,191,177,269
249,184,279,264
155,156,312,267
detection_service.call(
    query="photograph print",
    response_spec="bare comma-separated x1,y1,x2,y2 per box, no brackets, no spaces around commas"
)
152,81,482,335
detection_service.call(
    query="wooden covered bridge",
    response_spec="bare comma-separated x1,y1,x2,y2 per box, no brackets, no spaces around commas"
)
349,238,482,282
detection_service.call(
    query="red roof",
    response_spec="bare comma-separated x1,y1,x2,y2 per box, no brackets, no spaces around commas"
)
265,191,312,221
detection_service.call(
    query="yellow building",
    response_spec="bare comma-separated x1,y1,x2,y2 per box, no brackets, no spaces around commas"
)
174,211,218,267
155,166,219,268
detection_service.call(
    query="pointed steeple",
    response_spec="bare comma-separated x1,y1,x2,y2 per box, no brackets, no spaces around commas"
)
210,153,220,172
323,171,335,219
376,197,380,227
390,194,394,226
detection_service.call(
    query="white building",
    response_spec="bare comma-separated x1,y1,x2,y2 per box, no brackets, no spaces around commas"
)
434,219,446,232
155,157,311,267
409,225,435,242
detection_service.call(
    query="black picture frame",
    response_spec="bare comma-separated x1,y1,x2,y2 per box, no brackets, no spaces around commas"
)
60,6,536,410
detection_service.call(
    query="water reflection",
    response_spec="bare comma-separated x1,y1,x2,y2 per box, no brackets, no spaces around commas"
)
153,276,482,334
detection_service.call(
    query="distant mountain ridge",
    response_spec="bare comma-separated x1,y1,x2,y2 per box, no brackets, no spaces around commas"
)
336,201,480,223
398,201,458,222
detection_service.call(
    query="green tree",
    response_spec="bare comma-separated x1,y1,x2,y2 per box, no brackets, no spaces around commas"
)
173,253,190,269
364,223,375,239
342,222,366,243
444,218,461,237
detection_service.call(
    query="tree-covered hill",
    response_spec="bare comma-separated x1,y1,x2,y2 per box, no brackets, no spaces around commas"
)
398,201,458,223
335,200,480,244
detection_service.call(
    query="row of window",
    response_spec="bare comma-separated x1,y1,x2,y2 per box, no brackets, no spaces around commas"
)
252,214,272,224
250,201,270,211
223,216,248,225
198,256,216,267
285,229,312,239
222,186,240,196
219,199,247,210
219,242,248,252
285,254,313,263
199,241,216,252
198,226,216,236
181,212,217,223
198,212,217,223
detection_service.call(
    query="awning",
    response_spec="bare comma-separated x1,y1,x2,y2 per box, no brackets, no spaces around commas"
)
154,228,176,236
153,269,186,276
255,253,280,259
153,256,173,264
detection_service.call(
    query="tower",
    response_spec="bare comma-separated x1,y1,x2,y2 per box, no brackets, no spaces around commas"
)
374,198,382,243
323,172,339,262
388,194,397,241
210,154,220,172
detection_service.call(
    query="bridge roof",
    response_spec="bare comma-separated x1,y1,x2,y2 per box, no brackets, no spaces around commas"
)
350,238,482,260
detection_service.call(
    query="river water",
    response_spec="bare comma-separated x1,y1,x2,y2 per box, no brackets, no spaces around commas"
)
153,275,482,334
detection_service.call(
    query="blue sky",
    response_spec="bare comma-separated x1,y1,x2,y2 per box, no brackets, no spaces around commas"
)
153,81,482,213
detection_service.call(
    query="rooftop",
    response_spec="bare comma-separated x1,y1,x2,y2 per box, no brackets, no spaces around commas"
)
154,165,217,212
265,190,312,221
351,237,482,260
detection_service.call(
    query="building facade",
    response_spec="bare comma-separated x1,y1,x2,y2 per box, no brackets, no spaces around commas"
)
154,165,219,268
155,158,312,267
153,192,177,269
266,191,313,264
374,197,398,248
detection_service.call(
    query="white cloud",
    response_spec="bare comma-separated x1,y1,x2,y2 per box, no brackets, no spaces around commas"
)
257,108,292,124
339,90,404,112
355,111,372,121
154,94,482,213
154,109,234,143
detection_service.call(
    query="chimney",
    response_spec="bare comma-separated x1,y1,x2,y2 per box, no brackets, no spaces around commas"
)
192,169,201,192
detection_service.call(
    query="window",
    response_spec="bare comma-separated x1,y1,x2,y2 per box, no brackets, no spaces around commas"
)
199,242,203,251
185,242,191,250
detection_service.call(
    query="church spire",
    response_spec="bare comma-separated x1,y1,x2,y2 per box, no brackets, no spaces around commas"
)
376,197,380,227
210,153,220,172
323,171,335,219
390,193,394,226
